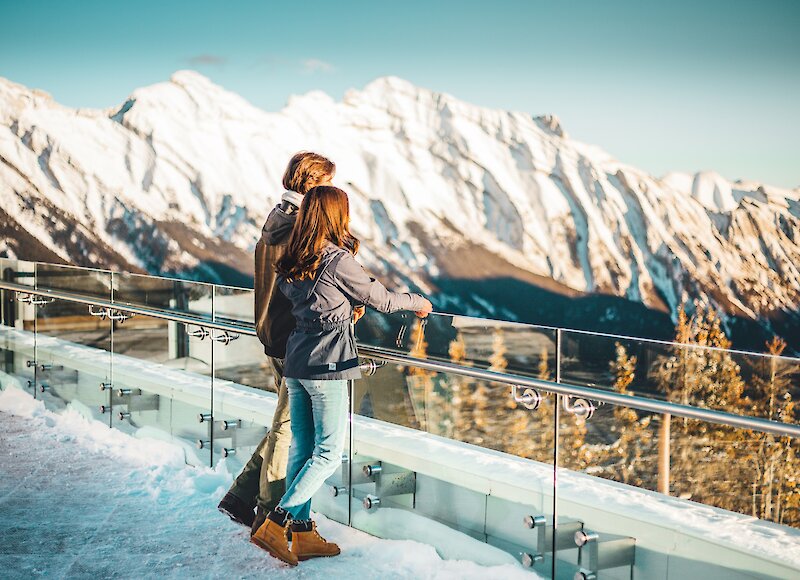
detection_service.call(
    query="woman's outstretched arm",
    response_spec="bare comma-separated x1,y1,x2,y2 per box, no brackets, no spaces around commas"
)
335,252,432,316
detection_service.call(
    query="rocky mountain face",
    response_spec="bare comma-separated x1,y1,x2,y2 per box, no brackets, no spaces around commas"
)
1,71,798,349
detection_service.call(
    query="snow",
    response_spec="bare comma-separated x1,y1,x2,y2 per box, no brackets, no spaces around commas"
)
0,384,535,579
355,415,800,572
1,72,799,326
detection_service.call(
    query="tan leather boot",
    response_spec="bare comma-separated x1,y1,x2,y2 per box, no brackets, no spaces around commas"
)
250,508,298,566
290,520,341,560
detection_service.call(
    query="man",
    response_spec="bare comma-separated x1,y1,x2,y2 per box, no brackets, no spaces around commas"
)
218,151,339,533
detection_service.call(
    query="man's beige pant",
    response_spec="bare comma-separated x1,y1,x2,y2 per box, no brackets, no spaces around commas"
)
226,357,291,511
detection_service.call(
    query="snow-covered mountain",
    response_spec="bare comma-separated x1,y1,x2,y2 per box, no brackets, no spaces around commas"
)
1,71,799,347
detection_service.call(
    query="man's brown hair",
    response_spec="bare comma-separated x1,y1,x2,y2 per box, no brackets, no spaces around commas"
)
282,151,336,194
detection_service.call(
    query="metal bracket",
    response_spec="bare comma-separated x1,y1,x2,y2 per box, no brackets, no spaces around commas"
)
88,305,109,319
211,331,239,345
574,530,635,580
188,327,210,341
563,395,596,422
360,462,416,510
16,293,54,306
108,309,135,323
522,517,584,566
359,358,386,377
114,388,160,412
512,385,542,410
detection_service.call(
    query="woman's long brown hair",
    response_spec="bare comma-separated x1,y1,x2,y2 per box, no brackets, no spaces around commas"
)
276,185,360,281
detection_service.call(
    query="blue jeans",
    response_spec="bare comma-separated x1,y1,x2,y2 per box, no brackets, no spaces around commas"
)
278,378,348,521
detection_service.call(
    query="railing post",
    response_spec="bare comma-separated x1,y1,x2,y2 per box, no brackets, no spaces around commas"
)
108,271,115,428
1,268,15,375
347,379,354,527
208,285,216,468
552,328,562,579
658,413,671,494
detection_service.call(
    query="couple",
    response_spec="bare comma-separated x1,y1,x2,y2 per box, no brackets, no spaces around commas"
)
217,152,432,566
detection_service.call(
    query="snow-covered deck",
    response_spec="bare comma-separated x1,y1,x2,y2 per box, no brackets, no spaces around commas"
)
0,388,531,579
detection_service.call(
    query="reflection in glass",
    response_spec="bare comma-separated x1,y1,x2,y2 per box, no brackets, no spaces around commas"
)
35,262,112,300
113,271,215,321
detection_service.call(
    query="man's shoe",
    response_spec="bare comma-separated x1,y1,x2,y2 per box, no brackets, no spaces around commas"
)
217,492,255,528
250,507,298,567
290,520,341,560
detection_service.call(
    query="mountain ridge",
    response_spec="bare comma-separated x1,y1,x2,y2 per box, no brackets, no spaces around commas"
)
1,71,798,349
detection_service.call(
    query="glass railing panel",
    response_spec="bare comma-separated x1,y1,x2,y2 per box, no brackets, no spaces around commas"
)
0,258,37,386
111,310,214,466
555,394,800,578
33,293,113,426
356,311,557,379
558,330,800,420
0,259,37,394
112,271,215,322
209,334,272,477
349,314,558,575
34,262,112,300
213,285,255,325
0,257,37,291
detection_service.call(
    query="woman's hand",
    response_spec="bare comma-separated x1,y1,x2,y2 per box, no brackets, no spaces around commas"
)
353,305,366,324
415,298,433,318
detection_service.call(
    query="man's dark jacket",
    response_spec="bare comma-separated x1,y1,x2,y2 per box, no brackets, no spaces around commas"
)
255,203,296,358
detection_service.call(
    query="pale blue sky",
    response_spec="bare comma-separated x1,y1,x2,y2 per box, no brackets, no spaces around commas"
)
1,0,798,187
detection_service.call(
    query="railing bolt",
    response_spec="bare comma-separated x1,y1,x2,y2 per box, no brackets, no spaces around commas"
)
363,495,381,510
574,530,599,547
198,413,213,423
39,364,63,372
330,486,347,497
222,448,236,457
363,464,382,477
523,515,546,529
521,553,542,568
221,420,239,431
118,411,131,420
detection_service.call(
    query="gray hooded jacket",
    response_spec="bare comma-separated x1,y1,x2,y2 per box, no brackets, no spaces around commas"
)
279,243,428,380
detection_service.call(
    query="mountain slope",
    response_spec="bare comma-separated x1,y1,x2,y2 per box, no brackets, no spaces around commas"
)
1,71,799,347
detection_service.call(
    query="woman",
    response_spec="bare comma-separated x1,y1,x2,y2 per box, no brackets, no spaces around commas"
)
250,185,432,566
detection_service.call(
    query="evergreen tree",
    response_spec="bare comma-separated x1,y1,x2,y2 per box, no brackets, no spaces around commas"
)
658,300,750,508
741,338,800,525
599,342,655,487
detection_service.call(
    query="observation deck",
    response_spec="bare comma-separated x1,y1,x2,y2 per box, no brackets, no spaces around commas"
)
1,258,798,579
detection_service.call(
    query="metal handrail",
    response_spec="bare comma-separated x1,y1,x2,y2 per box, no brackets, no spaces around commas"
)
0,280,250,334
1,278,798,439
19,261,800,364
